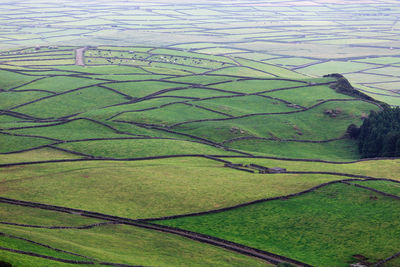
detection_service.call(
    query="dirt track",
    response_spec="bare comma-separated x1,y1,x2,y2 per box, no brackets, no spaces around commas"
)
75,47,86,66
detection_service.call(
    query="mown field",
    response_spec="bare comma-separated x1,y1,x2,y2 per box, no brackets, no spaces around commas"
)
1,45,399,267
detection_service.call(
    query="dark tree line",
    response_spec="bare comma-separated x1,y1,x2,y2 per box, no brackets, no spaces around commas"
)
350,107,400,158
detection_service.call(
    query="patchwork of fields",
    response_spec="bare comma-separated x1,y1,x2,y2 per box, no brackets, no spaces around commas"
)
0,0,400,266
0,0,399,105
0,45,399,266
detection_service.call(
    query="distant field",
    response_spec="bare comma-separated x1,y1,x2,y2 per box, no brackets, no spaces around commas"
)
0,0,398,105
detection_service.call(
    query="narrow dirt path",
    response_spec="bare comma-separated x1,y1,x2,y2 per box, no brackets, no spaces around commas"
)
75,47,86,66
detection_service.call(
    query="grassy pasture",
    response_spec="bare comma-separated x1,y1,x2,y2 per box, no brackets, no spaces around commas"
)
149,48,238,65
297,61,373,76
156,183,400,267
193,95,296,116
365,66,400,77
114,102,228,125
174,100,377,144
211,79,307,93
10,119,132,141
0,90,52,109
15,76,102,93
55,138,239,158
0,70,42,90
104,80,185,98
0,223,270,267
0,133,53,154
0,147,81,164
235,58,308,79
227,157,400,181
229,139,360,161
0,157,364,219
7,59,75,66
263,84,351,107
206,66,276,78
165,74,238,85
160,87,236,98
350,180,400,196
15,86,127,118
79,97,190,120
0,234,90,263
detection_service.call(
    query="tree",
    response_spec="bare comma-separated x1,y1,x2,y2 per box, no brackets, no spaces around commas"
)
357,107,400,158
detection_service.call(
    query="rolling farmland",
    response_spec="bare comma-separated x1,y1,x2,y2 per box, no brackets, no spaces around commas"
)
1,1,400,266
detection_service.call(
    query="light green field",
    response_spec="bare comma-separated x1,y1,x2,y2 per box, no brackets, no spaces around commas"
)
227,157,400,181
55,138,239,158
15,76,102,93
0,223,270,267
15,86,127,118
0,157,361,219
0,147,81,164
297,61,372,76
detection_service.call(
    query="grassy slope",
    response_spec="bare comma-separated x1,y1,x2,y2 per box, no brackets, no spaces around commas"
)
12,119,133,140
0,46,396,266
0,133,53,153
0,202,270,266
0,223,271,267
1,48,381,160
55,138,240,158
229,139,360,161
15,86,127,118
227,157,400,181
0,157,355,219
0,147,82,164
156,183,400,267
350,180,400,196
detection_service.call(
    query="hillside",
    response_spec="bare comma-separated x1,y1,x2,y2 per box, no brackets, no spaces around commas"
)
0,46,381,161
1,46,399,267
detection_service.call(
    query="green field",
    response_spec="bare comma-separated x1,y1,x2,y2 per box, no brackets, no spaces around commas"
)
155,183,400,267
